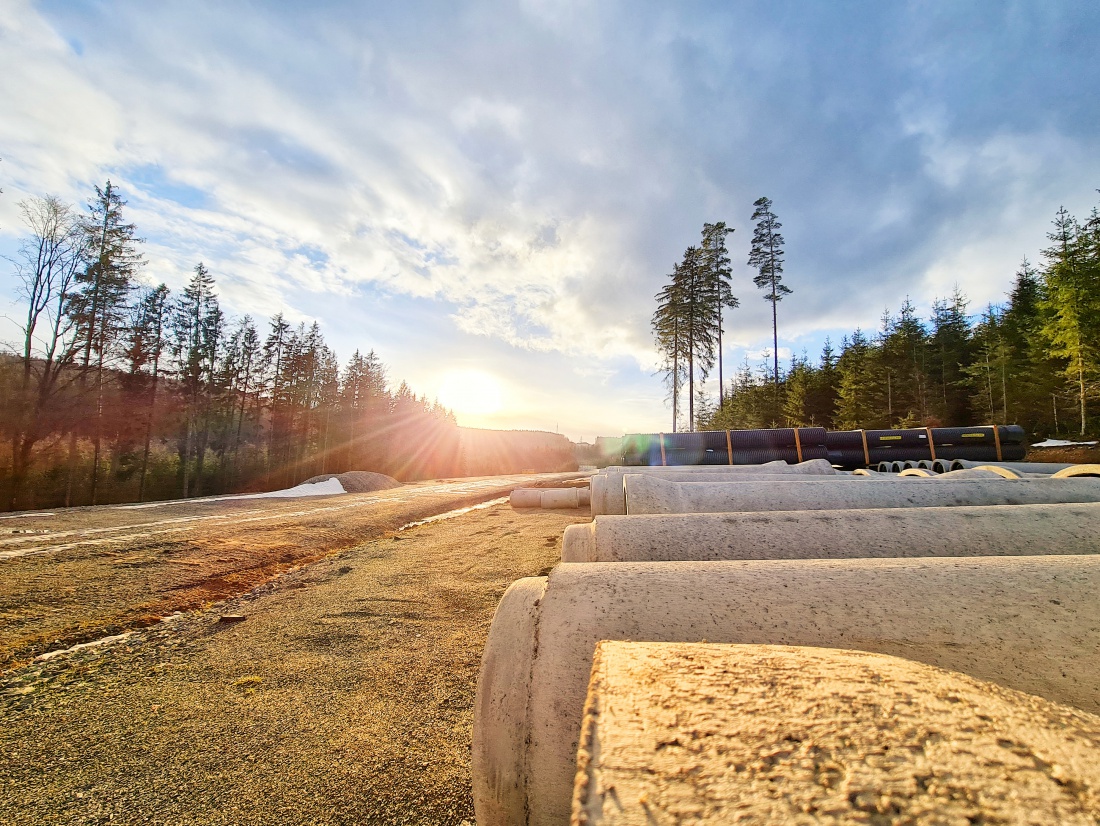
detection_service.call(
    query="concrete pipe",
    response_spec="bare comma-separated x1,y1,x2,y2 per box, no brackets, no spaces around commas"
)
472,557,1100,825
511,488,589,509
951,459,1073,474
598,471,885,516
573,642,1100,826
599,460,790,473
1053,464,1100,478
539,488,580,509
510,489,543,508
898,467,933,477
623,476,1100,515
937,467,1021,479
591,459,838,516
560,502,1100,563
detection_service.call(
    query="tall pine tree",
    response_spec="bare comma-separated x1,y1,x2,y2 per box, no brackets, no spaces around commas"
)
747,196,791,391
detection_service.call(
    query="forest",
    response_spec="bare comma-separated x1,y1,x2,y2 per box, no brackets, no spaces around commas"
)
654,195,1100,440
0,183,575,512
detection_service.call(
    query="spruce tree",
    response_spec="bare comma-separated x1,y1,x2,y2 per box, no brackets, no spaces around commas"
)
1040,205,1100,435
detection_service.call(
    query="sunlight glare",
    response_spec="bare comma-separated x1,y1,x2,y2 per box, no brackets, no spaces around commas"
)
438,369,504,417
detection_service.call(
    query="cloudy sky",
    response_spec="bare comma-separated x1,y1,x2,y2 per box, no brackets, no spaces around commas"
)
2,1,1098,441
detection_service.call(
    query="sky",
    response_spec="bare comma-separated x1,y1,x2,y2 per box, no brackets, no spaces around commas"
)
1,0,1099,443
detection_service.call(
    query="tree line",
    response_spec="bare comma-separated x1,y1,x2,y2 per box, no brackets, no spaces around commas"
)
0,183,500,511
663,194,1100,439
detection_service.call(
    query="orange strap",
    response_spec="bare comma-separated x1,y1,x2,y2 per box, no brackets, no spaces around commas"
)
793,428,803,463
991,424,1002,462
726,430,733,465
859,429,869,466
925,427,937,461
659,433,666,466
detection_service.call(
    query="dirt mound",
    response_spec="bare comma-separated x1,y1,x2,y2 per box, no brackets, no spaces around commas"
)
1026,444,1100,465
302,471,403,493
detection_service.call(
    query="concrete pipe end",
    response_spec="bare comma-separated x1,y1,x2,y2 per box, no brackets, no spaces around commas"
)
561,523,596,563
473,576,547,826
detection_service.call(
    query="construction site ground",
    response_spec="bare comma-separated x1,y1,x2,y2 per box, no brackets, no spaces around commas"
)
0,475,589,825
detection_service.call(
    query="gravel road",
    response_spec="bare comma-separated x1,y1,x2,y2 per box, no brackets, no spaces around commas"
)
0,473,581,668
1,495,590,825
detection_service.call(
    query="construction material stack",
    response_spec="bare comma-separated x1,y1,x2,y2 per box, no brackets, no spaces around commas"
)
474,440,1100,825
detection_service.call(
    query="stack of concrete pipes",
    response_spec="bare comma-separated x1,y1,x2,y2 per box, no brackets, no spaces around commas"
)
474,460,1100,824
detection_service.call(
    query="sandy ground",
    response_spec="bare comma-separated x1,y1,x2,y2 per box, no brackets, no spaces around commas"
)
0,492,590,825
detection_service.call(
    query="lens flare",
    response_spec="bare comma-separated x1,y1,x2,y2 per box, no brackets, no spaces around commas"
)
437,369,504,417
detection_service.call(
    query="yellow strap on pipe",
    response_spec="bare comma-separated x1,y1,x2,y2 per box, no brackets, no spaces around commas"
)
925,427,937,461
726,430,733,465
859,429,869,467
659,433,666,466
793,427,804,463
991,424,1003,462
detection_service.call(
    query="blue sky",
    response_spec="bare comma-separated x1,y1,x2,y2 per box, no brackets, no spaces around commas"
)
2,0,1099,441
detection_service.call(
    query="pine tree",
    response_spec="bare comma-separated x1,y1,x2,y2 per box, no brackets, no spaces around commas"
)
835,330,876,429
171,263,222,497
65,181,143,504
1040,205,1100,435
928,288,973,425
652,264,688,431
877,299,929,425
783,353,813,426
700,222,739,405
125,284,170,501
747,196,791,390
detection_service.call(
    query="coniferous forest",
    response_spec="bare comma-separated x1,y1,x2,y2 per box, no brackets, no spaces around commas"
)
654,195,1100,440
0,183,575,512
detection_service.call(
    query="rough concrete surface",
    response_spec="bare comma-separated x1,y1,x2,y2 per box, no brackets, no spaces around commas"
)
561,502,1100,562
623,475,1100,514
0,499,589,825
475,556,1100,825
572,642,1100,825
591,460,835,516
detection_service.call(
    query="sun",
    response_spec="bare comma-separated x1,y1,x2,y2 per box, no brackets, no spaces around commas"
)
437,369,504,417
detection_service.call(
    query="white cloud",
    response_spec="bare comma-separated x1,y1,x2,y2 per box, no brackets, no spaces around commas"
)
2,1,1099,438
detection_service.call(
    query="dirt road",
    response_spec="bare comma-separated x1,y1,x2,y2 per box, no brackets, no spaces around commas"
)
0,473,581,669
1,485,590,825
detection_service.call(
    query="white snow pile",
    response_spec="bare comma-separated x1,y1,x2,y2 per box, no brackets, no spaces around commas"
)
238,477,347,499
1031,439,1099,448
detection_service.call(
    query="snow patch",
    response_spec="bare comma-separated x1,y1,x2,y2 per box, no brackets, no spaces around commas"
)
1031,439,1098,448
113,477,348,509
237,477,347,499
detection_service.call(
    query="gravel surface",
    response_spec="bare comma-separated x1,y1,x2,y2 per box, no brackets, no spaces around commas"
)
0,473,582,668
0,499,590,825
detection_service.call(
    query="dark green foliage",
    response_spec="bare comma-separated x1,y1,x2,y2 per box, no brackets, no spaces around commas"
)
700,195,1100,438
